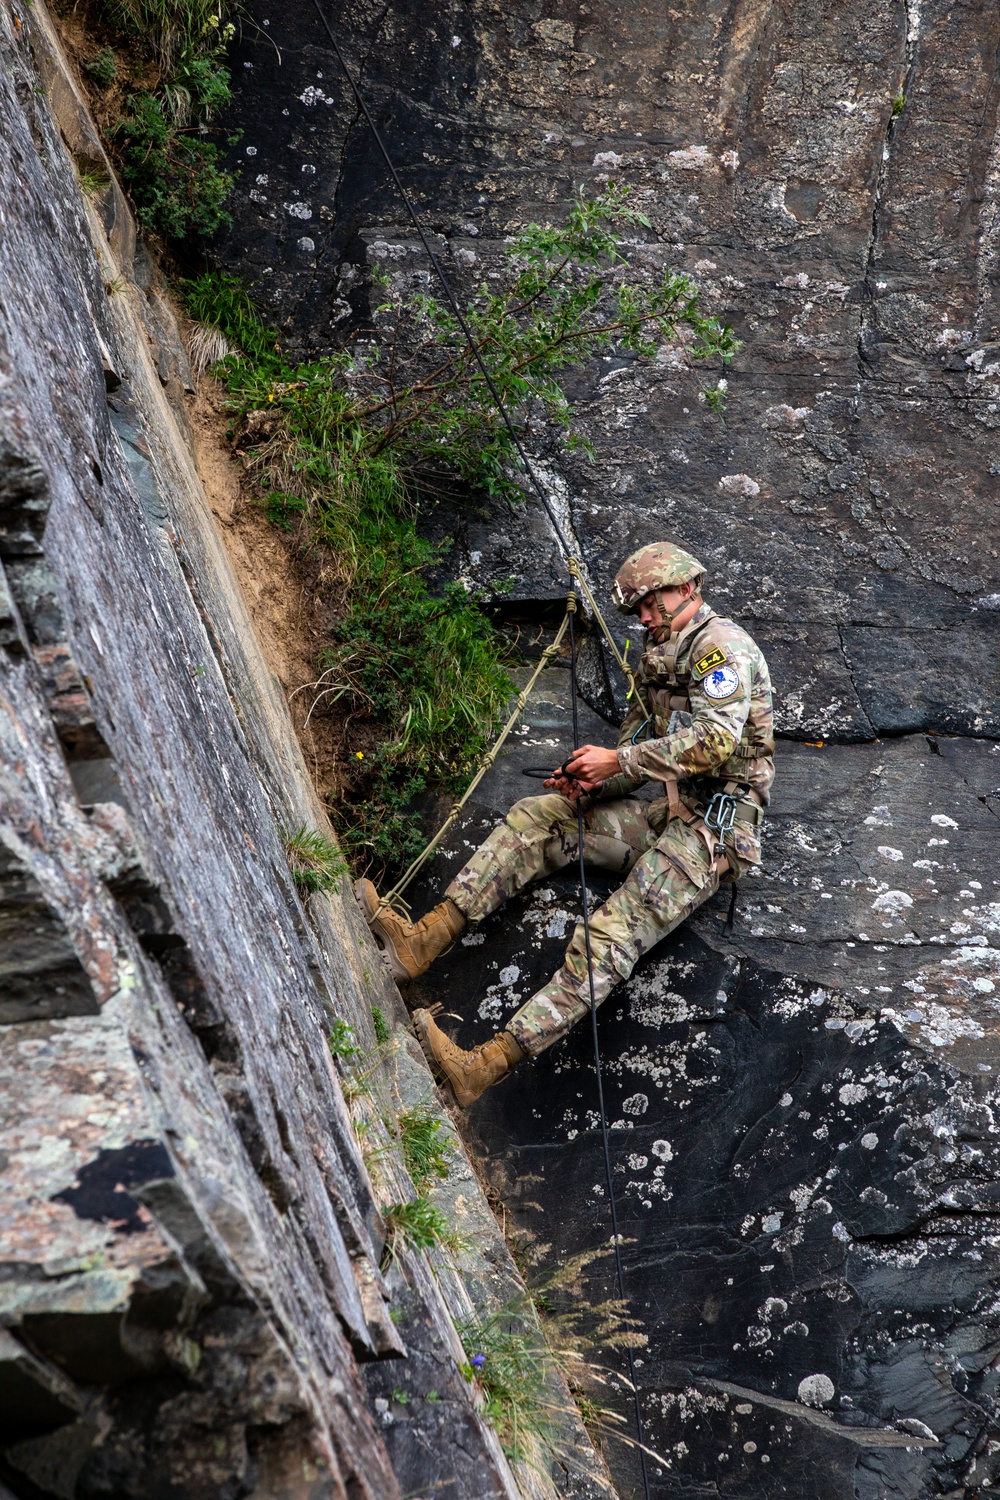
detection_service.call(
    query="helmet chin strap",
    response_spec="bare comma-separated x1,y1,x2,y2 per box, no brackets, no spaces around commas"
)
647,587,701,642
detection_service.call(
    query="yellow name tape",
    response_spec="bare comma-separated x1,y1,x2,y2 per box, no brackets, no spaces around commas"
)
694,646,727,675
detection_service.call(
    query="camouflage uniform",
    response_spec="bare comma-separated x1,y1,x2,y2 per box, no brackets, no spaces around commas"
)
445,598,774,1057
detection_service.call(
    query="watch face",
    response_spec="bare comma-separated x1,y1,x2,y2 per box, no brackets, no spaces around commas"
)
702,664,740,700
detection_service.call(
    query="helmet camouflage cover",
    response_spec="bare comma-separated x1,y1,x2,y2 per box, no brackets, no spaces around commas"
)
612,541,706,614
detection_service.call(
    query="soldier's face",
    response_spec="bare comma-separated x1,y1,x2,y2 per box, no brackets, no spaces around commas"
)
636,586,688,630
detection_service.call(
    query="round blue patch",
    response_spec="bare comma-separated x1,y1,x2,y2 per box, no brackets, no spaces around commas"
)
702,664,741,700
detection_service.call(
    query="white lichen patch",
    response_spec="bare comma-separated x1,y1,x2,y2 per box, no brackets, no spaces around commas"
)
718,473,761,496
622,1092,649,1116
797,1374,834,1407
667,145,715,171
872,890,914,915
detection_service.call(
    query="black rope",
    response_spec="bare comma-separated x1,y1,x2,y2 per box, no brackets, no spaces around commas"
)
568,606,652,1496
311,9,652,1490
309,0,576,563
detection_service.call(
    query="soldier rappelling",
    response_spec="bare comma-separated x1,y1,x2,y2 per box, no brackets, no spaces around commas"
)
357,540,775,1107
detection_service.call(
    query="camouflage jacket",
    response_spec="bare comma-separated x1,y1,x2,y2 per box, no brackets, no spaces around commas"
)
602,603,775,806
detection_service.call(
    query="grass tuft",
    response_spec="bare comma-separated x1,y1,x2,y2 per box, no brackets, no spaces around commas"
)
79,166,112,198
180,271,278,362
188,321,233,377
456,1308,559,1465
284,825,348,894
98,0,240,76
383,1196,461,1256
370,1005,391,1045
397,1104,450,1193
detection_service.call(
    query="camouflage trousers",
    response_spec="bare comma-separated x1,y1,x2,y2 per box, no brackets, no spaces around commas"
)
445,792,731,1057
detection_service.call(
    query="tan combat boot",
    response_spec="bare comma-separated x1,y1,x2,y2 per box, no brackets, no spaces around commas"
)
412,1007,524,1107
355,880,466,982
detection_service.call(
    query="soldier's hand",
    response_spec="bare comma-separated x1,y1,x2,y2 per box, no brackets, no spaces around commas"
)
564,745,621,785
544,772,595,800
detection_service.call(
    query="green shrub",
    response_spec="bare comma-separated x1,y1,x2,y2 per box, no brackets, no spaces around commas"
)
91,0,239,239
165,53,232,122
702,378,727,413
371,1005,390,1045
114,92,233,239
328,1018,360,1063
85,47,117,86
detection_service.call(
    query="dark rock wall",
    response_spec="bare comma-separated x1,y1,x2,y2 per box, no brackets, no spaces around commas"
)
213,2,1000,1496
0,8,609,1499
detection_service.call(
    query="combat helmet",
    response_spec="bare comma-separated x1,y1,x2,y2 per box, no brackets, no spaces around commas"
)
611,541,706,614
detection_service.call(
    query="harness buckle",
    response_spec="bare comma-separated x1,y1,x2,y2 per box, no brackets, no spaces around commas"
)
704,791,738,836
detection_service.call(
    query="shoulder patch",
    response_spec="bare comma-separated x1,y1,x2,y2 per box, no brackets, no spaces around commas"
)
701,664,742,701
694,646,728,675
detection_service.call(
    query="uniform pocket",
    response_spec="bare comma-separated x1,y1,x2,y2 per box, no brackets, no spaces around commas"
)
726,825,761,877
653,819,713,885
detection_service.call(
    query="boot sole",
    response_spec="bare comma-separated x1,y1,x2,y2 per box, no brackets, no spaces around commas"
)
354,880,413,985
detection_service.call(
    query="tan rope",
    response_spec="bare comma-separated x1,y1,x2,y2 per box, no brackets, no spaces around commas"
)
375,599,575,911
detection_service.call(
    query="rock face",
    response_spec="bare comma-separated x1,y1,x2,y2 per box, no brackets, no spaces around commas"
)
212,1,1000,1495
0,8,610,1499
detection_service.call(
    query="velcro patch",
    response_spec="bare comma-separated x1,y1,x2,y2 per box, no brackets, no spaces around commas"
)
694,646,728,675
702,664,742,701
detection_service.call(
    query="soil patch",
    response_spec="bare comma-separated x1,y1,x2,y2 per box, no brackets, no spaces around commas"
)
186,376,349,803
